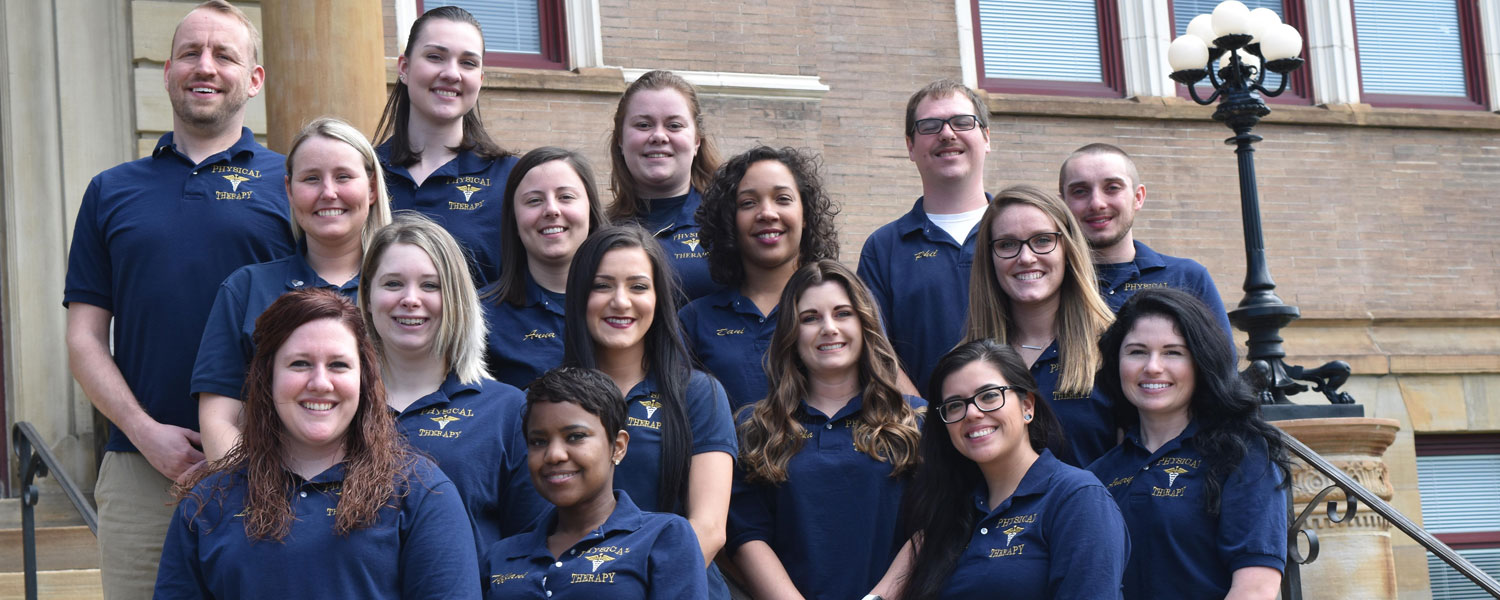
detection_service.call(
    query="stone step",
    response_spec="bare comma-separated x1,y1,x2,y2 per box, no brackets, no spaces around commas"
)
0,569,101,600
0,526,98,572
0,492,93,530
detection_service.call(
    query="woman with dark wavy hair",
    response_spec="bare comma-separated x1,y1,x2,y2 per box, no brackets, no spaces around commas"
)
679,145,839,411
606,70,723,301
870,339,1127,600
375,5,515,288
156,288,478,599
562,225,737,598
728,259,923,599
1087,288,1290,600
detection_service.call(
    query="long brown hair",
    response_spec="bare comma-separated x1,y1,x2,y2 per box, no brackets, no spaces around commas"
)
606,70,720,222
175,288,415,540
737,260,923,484
963,184,1113,397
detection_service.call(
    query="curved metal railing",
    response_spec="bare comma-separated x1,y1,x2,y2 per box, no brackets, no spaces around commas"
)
12,421,98,600
1278,428,1500,599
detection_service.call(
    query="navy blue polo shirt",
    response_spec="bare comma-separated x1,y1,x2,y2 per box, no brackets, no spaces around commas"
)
1086,422,1286,600
727,395,925,600
190,251,359,401
678,287,778,411
632,189,718,302
939,449,1128,599
482,490,708,599
1029,341,1116,467
154,457,480,599
1097,241,1233,341
64,128,294,453
616,370,738,513
857,197,978,392
394,372,548,554
482,275,566,389
378,143,517,288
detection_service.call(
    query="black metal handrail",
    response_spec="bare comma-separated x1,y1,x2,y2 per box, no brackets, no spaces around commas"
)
1277,428,1500,599
12,421,99,600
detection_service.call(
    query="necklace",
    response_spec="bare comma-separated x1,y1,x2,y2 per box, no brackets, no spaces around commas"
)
1019,344,1045,350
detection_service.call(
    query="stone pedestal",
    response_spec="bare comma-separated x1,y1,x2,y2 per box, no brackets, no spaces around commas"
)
1275,417,1402,600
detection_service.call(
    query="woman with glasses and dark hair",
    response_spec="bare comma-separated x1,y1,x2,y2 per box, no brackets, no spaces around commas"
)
482,147,609,388
562,225,737,598
679,146,840,411
606,70,723,301
727,259,924,599
869,339,1128,600
963,184,1115,467
156,288,479,599
1087,288,1289,600
375,5,515,288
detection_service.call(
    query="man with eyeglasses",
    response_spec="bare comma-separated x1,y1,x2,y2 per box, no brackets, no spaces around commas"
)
1059,143,1233,340
858,79,992,393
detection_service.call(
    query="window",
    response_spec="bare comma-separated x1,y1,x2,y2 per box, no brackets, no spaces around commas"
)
421,0,568,70
971,0,1123,97
1169,0,1312,104
1351,0,1488,110
1416,434,1500,600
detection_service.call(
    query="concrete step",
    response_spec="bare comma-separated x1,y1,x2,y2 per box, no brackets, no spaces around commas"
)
0,569,101,600
0,493,93,530
0,526,98,572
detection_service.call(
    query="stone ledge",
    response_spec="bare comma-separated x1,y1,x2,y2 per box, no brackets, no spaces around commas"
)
983,92,1500,131
1247,318,1500,376
383,59,627,95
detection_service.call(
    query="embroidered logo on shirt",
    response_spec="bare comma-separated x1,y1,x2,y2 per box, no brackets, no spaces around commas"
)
641,399,661,419
627,394,663,430
210,165,260,199
523,329,557,341
445,176,490,210
572,550,623,583
490,573,526,585
430,415,460,430
914,249,939,261
671,232,705,259
416,407,472,439
1004,525,1024,545
457,184,480,202
584,553,616,573
223,174,248,191
1164,466,1188,487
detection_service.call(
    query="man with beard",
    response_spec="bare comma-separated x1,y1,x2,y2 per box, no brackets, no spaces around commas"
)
1058,143,1233,340
63,2,293,597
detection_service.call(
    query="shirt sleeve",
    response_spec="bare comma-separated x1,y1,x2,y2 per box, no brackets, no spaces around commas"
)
1047,482,1130,600
499,411,548,538
724,459,776,552
646,516,711,600
856,237,894,335
1186,260,1234,344
686,371,738,456
63,177,113,310
402,470,483,600
1216,446,1288,572
190,271,254,400
153,498,212,599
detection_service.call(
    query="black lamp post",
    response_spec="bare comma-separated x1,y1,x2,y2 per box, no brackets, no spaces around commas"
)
1169,2,1360,417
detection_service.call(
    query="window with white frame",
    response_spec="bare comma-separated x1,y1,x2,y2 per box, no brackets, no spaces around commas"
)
1416,434,1500,600
1351,0,1489,109
971,0,1124,97
422,0,569,70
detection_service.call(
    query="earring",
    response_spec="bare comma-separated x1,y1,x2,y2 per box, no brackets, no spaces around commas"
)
612,458,621,466
1024,414,1032,422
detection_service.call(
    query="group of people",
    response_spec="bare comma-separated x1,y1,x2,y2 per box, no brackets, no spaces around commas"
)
63,2,1293,599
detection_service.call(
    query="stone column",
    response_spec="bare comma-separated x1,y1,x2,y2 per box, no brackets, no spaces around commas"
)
261,0,387,152
1275,417,1403,600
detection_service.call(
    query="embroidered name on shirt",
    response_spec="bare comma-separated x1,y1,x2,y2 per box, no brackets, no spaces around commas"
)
1155,456,1202,469
1152,486,1186,497
914,249,939,261
1122,282,1171,291
716,328,745,336
490,573,526,585
1105,475,1135,489
989,544,1026,557
571,572,616,584
523,329,557,341
211,165,262,178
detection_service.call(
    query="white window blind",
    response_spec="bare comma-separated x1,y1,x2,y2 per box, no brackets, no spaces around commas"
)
977,0,1103,83
1172,0,1286,91
1352,0,1468,97
1427,548,1500,600
428,1,542,55
1417,454,1500,533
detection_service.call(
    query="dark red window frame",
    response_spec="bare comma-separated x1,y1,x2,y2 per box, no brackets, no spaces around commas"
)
969,0,1125,98
416,0,569,71
1351,0,1489,110
1416,433,1500,550
1167,0,1313,105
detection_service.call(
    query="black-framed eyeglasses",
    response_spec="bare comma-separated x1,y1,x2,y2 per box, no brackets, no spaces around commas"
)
990,231,1062,259
911,114,981,136
937,385,1018,424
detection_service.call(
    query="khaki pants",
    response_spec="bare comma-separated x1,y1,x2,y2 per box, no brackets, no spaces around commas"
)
94,451,177,600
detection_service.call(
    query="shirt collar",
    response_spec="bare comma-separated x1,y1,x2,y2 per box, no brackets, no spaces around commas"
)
523,273,566,315
1129,241,1166,271
283,247,361,293
642,188,702,234
713,287,775,319
153,127,263,163
399,372,482,415
970,449,1062,515
508,490,646,561
1123,419,1200,455
896,194,990,243
799,395,865,422
625,376,661,402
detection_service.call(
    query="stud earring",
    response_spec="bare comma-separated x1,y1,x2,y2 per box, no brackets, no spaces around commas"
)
612,458,621,466
1024,414,1032,422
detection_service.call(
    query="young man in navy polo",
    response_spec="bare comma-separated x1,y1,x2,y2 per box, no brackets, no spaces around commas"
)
63,2,294,596
1059,143,1234,340
858,80,991,392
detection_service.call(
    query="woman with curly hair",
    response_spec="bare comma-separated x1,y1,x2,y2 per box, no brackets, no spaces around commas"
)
679,145,839,411
963,184,1115,466
606,70,723,301
728,259,924,599
1087,288,1290,600
156,288,478,599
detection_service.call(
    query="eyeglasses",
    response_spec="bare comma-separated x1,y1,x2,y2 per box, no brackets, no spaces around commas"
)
991,232,1062,259
937,385,1018,424
911,114,981,136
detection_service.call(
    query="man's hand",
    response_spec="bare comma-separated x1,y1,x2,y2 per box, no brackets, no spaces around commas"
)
127,419,205,481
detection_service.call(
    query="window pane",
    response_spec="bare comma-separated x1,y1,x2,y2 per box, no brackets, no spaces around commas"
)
1417,454,1500,533
428,0,542,55
977,0,1102,83
1172,0,1285,91
1353,0,1467,97
1427,547,1500,600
